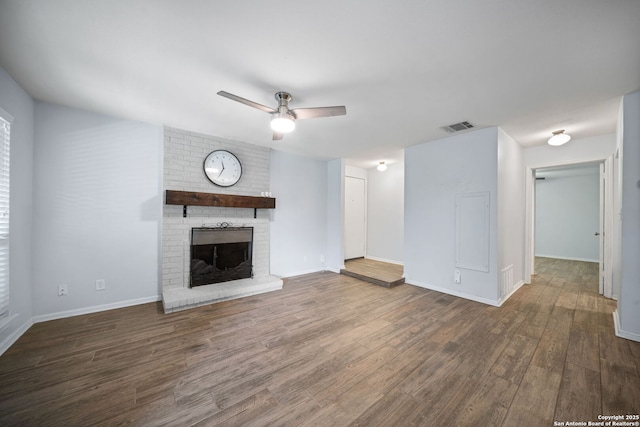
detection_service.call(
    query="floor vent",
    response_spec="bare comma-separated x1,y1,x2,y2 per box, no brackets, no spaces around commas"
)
443,121,474,133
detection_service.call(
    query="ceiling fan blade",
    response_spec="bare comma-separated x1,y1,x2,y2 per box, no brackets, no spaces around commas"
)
291,106,347,120
217,91,276,113
272,131,284,141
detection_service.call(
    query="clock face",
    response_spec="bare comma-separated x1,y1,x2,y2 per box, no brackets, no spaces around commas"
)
203,150,242,187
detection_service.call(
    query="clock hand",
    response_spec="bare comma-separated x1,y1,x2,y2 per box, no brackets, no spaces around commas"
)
218,160,225,178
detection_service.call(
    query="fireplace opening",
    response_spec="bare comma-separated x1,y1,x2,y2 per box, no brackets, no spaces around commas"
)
190,227,253,287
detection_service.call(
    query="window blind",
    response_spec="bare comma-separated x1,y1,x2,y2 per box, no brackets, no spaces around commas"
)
0,114,10,320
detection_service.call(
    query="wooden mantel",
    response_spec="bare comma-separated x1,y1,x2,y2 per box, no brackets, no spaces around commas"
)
165,190,275,218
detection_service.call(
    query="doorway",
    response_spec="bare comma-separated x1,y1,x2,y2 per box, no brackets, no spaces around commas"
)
526,158,613,297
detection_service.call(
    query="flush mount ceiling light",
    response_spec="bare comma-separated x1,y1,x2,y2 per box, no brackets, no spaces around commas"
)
548,129,571,146
270,111,296,133
377,161,388,172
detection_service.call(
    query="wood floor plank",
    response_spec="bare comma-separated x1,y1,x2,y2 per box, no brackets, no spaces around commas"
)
452,373,519,426
599,324,637,369
0,257,635,426
307,345,399,405
267,342,369,404
502,364,562,427
318,318,392,353
566,327,600,372
243,393,321,427
348,387,424,427
489,333,539,384
555,290,579,310
195,389,279,427
518,308,553,340
530,327,571,374
360,337,443,395
601,358,640,415
554,362,601,422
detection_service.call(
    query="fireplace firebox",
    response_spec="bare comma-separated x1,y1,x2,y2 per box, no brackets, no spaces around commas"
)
190,227,253,287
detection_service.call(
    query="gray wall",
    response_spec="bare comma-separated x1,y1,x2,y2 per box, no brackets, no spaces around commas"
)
535,165,600,262
0,67,35,353
366,160,404,264
32,103,163,319
617,90,640,341
404,127,499,304
326,159,345,273
270,150,328,276
497,129,525,299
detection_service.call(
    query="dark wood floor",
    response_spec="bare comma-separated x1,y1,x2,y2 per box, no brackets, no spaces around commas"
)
1,257,638,426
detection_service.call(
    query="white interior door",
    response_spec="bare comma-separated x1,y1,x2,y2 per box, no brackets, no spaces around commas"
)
345,176,366,260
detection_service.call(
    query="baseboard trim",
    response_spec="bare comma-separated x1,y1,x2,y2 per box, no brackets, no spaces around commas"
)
274,268,325,278
497,280,525,307
32,296,161,324
364,256,404,266
404,278,500,307
0,318,33,356
535,254,598,263
613,309,640,342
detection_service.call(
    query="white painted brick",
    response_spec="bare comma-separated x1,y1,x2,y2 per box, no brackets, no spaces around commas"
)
162,126,273,295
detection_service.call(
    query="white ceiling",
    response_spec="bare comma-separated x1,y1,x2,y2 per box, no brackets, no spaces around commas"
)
1,1,639,169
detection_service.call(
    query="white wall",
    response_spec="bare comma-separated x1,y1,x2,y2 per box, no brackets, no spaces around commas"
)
524,134,616,166
326,159,345,273
615,90,640,342
535,166,600,262
405,127,499,304
270,150,328,277
613,103,624,300
497,129,525,299
345,165,367,180
523,133,616,281
32,103,163,319
0,67,35,353
367,161,404,264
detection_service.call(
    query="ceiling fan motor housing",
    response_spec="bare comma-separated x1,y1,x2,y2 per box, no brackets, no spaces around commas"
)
275,91,292,105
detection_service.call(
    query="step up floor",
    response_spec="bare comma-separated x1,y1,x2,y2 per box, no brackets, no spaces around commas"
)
340,258,405,288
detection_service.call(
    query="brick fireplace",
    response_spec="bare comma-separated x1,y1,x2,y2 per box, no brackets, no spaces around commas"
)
161,127,282,313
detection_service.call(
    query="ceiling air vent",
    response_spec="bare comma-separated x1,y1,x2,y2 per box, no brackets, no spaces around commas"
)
443,121,474,133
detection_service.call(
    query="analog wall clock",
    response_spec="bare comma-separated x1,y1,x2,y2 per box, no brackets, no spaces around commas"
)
203,150,242,187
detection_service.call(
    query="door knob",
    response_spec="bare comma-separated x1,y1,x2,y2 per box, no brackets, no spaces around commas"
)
595,232,600,236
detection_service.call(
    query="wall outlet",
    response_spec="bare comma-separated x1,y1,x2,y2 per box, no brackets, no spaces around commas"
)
58,284,68,296
454,270,461,284
95,279,106,291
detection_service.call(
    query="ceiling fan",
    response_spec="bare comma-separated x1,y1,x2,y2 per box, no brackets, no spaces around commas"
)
217,90,347,140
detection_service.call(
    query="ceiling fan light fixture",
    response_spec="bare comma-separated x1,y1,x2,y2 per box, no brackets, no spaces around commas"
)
377,161,388,172
548,129,571,146
270,112,295,133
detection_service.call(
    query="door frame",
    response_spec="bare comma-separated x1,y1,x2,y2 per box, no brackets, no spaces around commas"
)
524,156,613,297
